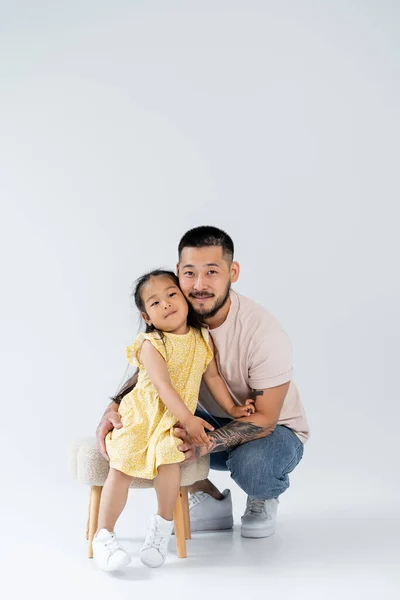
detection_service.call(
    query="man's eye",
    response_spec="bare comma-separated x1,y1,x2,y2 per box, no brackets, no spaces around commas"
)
184,271,194,277
208,270,217,275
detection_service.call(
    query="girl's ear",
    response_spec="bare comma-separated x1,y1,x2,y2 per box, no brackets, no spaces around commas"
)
141,311,152,326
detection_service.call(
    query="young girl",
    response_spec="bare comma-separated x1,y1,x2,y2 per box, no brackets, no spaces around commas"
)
93,269,254,571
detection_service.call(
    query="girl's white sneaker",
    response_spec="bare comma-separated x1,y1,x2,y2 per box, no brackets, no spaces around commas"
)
140,515,173,568
92,529,131,572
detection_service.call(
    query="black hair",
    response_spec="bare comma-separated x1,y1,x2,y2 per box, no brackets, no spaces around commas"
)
110,269,201,404
178,226,234,262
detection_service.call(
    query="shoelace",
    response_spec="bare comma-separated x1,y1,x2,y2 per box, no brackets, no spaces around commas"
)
188,491,208,509
104,536,122,554
143,524,164,550
245,498,266,515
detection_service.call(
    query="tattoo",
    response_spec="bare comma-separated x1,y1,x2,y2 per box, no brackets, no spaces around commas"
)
251,388,264,407
206,420,272,454
193,446,202,460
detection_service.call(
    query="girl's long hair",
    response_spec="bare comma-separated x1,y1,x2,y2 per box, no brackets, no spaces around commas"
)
110,269,201,403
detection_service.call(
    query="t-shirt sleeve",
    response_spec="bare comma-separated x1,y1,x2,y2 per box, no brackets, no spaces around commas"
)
126,332,167,367
248,329,293,389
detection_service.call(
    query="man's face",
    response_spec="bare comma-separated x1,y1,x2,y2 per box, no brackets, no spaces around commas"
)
178,246,239,319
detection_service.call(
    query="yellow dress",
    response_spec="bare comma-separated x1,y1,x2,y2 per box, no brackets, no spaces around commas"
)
106,326,213,479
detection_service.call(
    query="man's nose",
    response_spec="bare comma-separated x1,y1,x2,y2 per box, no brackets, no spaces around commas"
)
193,275,208,290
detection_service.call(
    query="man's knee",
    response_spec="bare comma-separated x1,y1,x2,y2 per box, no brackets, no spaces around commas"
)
226,427,303,499
227,443,286,498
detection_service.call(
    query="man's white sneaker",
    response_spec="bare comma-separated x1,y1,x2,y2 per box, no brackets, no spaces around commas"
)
240,497,279,538
140,514,173,568
189,489,233,532
92,529,131,571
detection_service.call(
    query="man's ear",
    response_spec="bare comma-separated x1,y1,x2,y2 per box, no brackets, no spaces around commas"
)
176,262,180,276
230,261,240,283
141,311,152,327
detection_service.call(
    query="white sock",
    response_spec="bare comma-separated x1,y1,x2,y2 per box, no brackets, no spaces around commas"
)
155,514,173,531
94,528,114,540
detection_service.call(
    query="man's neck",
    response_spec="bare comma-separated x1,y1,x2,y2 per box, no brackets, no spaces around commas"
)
204,296,232,330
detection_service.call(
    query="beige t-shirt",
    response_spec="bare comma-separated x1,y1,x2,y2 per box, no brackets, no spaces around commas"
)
198,290,310,443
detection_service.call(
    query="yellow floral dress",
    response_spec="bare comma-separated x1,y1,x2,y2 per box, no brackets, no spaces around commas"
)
106,326,213,479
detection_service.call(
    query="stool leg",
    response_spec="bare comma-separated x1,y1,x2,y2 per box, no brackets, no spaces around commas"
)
87,485,102,558
173,488,187,558
85,497,90,540
181,487,191,540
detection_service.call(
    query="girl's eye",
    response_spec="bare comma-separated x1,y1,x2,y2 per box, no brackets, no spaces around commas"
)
151,301,159,307
169,292,176,297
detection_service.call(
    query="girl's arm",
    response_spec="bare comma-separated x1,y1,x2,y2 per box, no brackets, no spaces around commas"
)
140,340,213,444
203,338,254,419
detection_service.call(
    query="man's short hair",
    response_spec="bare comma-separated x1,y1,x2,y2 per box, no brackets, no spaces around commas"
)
178,226,234,262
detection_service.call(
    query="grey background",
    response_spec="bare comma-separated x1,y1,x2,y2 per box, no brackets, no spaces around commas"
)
0,1,399,596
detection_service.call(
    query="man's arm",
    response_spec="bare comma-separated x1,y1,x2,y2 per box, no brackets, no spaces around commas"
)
176,382,290,460
96,401,122,460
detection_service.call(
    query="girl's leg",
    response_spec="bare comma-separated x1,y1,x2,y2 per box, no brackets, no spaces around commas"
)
140,463,180,568
97,467,133,533
153,463,181,520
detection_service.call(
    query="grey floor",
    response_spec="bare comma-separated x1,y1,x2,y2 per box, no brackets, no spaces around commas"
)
3,478,399,600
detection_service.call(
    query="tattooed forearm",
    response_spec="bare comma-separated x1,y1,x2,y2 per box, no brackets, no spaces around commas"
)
206,420,273,454
190,419,273,460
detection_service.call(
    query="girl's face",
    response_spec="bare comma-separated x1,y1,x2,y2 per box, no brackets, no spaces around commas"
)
140,276,189,334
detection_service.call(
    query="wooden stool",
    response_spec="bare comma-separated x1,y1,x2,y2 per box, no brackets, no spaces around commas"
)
71,437,209,558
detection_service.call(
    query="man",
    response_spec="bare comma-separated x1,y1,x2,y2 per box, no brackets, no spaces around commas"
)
97,226,309,538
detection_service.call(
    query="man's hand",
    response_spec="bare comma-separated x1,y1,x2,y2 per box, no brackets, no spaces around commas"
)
173,422,206,462
96,403,123,460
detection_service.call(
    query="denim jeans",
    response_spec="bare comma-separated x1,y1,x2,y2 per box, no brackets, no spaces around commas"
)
195,407,304,500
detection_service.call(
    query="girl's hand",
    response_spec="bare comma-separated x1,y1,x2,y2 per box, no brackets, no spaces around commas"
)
228,399,255,419
184,416,214,446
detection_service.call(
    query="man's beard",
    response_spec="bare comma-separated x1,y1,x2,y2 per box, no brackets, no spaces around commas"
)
189,282,231,320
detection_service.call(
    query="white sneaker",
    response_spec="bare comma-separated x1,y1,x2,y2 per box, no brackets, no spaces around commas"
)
189,489,233,532
140,514,173,568
92,529,131,571
240,497,279,538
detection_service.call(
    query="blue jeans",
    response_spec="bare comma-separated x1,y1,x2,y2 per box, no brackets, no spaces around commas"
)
195,407,304,500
